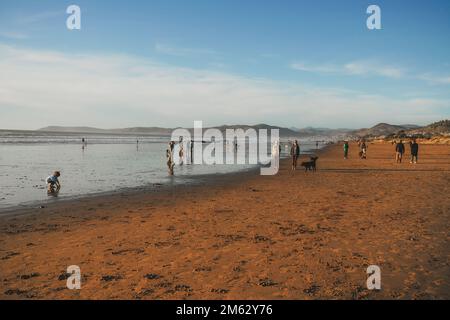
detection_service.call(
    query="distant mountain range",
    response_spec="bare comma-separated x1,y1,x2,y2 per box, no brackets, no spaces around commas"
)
38,124,300,137
406,120,450,136
351,120,450,138
292,127,353,137
38,126,174,135
38,120,450,139
351,123,421,137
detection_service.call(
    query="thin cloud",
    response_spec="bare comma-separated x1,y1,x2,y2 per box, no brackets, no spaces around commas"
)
291,59,450,87
290,62,340,74
0,43,448,130
0,31,28,40
260,53,279,59
291,60,405,79
344,60,404,78
155,43,218,57
417,73,450,85
15,10,62,24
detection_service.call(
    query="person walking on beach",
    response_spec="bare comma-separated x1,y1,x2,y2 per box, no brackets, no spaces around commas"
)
290,140,300,170
410,139,419,164
395,140,405,163
343,141,349,159
358,139,367,159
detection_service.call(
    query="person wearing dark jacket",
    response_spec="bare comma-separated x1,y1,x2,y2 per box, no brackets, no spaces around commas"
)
395,140,405,163
290,140,300,170
410,139,419,164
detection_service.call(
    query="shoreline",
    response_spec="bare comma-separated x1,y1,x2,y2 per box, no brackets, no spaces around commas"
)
0,165,262,217
0,145,323,216
1,142,448,299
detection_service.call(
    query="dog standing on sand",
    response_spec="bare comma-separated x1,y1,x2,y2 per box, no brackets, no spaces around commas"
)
301,156,319,172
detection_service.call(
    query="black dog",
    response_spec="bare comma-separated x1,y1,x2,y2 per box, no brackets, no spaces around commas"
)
301,156,319,172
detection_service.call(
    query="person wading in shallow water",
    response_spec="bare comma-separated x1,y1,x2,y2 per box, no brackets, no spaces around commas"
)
167,141,175,175
190,140,194,164
290,140,300,171
46,171,61,194
179,139,184,166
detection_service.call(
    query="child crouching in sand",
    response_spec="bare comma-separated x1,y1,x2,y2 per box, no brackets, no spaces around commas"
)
46,171,61,193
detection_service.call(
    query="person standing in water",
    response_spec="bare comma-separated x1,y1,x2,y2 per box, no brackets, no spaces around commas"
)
290,140,300,171
167,141,175,175
395,140,405,163
46,171,61,193
179,142,184,165
190,140,194,164
343,141,349,159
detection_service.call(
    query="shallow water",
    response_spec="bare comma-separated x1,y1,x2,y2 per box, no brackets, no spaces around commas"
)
0,131,318,210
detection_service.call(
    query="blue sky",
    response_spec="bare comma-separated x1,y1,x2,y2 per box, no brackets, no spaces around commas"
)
0,0,449,129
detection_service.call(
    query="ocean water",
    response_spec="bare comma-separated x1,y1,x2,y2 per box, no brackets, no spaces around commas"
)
0,131,318,210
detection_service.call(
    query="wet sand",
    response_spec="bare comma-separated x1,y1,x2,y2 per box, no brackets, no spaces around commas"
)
0,142,449,299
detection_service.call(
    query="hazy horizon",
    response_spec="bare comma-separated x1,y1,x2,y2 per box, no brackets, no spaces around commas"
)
0,120,440,132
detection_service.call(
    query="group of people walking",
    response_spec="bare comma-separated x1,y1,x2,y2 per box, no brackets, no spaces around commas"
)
342,139,419,163
166,137,422,176
394,139,419,164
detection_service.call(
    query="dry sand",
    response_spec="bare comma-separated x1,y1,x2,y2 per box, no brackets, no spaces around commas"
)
0,142,449,300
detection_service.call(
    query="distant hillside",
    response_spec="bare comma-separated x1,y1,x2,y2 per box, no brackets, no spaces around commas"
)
406,120,450,136
353,123,420,137
37,121,449,140
39,126,110,133
294,127,353,137
212,124,299,137
352,120,449,139
39,126,179,135
38,124,300,137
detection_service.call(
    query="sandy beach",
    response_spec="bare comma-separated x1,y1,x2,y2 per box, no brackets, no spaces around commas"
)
0,142,449,300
